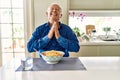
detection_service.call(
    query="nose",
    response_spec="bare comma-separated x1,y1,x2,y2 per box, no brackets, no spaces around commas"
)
52,8,56,12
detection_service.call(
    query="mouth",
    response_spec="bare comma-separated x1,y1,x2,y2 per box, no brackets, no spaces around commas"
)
49,12,60,21
51,13,57,16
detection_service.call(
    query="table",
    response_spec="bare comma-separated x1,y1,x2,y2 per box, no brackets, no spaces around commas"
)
0,57,120,80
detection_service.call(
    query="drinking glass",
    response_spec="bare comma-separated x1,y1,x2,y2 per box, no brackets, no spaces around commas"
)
21,54,33,70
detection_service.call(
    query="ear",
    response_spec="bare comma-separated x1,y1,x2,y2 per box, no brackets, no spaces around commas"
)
59,14,62,18
46,12,48,16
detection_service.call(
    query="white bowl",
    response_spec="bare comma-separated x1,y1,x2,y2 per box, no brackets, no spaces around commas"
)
41,51,64,64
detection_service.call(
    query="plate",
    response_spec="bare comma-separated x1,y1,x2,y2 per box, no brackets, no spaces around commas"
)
103,39,117,41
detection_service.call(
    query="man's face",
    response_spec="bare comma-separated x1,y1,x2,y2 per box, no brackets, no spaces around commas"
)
46,4,62,22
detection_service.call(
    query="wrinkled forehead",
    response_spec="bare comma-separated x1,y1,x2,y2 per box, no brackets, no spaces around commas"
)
47,4,62,12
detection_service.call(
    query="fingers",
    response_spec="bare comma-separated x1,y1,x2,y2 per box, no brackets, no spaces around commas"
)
53,21,59,30
48,21,60,39
53,22,60,39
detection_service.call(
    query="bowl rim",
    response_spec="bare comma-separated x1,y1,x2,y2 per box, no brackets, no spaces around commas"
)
41,50,65,56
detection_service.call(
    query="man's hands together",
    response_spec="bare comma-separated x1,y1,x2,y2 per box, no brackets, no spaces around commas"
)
48,21,60,39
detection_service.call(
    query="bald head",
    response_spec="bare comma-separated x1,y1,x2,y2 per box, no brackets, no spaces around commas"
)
47,3,62,13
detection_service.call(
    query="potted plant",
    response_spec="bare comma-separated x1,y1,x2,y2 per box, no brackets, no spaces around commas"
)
72,27,89,41
103,27,111,38
72,27,81,37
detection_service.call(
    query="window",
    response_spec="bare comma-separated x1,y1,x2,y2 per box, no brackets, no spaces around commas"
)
69,10,120,36
0,0,25,65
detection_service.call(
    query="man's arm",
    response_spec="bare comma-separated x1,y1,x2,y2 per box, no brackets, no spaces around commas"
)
27,28,50,52
57,27,80,52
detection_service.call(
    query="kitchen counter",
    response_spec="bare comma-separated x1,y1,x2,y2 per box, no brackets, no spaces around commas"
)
80,39,120,46
0,57,120,80
76,39,120,56
79,35,120,45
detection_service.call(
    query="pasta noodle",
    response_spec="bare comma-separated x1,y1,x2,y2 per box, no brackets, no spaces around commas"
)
42,50,62,56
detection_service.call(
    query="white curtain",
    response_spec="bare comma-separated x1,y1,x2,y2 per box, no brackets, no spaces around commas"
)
24,0,38,57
